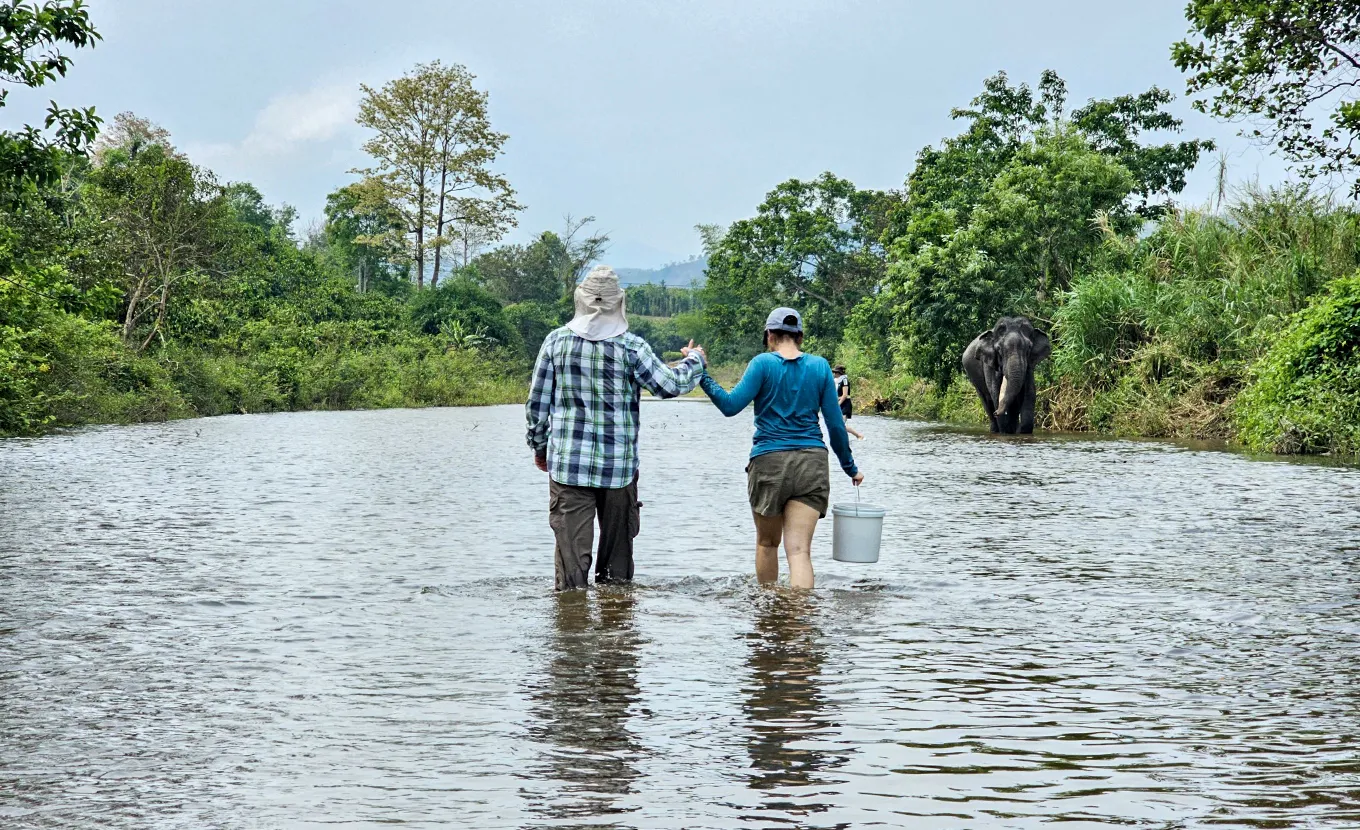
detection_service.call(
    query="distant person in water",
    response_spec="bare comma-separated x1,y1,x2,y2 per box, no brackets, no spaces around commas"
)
699,307,863,589
833,365,864,440
526,265,707,590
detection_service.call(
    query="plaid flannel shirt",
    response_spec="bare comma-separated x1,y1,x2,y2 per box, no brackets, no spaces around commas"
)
526,327,705,489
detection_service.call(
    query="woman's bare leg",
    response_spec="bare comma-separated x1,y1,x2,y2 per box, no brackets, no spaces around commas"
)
781,500,821,589
752,511,783,584
847,424,864,440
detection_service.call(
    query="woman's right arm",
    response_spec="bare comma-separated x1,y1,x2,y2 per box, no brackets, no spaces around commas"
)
700,357,765,417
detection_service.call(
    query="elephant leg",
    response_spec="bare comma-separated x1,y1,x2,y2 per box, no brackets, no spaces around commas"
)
965,372,1000,433
1018,373,1038,434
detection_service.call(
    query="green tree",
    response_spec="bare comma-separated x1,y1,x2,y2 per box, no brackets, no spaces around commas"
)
891,128,1137,386
886,70,1211,386
896,70,1209,253
701,172,894,359
87,143,227,350
1173,0,1360,195
408,277,517,348
353,60,521,288
322,183,406,293
1071,88,1215,217
472,232,567,305
0,0,101,206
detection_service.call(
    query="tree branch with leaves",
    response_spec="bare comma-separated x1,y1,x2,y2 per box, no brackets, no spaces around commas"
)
1174,0,1360,194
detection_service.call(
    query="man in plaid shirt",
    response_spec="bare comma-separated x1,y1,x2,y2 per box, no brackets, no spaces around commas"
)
527,265,706,590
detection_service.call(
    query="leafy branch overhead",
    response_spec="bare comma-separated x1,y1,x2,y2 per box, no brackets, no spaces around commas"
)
0,0,101,204
1174,0,1360,194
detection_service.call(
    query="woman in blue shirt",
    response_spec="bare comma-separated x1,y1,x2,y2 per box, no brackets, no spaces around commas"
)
700,307,864,589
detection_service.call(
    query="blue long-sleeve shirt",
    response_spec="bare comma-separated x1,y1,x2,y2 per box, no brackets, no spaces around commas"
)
700,352,859,478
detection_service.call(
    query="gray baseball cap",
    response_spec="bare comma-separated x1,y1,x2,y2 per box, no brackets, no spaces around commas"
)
765,306,803,333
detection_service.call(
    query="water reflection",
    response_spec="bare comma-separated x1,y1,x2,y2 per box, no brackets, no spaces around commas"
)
741,592,846,827
3,406,1359,827
522,589,644,828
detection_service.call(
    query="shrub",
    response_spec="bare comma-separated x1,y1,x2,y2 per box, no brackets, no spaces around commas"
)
1236,272,1360,456
1046,187,1360,439
503,301,560,360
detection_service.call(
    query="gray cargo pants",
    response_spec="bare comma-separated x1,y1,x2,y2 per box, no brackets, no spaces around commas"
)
548,475,640,591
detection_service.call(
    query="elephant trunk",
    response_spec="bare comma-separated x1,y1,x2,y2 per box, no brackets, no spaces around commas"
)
996,354,1026,416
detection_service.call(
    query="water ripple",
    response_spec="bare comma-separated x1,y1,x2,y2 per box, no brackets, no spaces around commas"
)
1,404,1357,828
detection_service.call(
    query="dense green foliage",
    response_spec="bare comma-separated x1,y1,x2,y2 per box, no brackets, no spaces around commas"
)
701,72,1212,377
1049,187,1360,440
1237,270,1360,454
0,1,101,206
0,139,530,436
701,173,894,361
0,46,539,435
0,17,608,438
884,72,1212,388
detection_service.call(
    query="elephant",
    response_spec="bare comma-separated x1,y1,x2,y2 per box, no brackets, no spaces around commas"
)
961,316,1052,434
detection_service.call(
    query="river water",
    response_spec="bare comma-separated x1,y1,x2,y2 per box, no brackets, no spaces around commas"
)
1,402,1358,829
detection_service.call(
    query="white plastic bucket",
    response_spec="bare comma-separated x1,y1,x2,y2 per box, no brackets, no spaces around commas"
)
831,501,886,563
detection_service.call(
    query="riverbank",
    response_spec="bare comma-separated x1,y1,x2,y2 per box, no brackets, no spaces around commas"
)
9,340,1355,465
839,190,1360,461
5,352,746,437
1,337,526,437
853,318,1360,462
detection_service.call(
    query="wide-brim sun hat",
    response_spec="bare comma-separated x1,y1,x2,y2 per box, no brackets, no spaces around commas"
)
565,265,629,341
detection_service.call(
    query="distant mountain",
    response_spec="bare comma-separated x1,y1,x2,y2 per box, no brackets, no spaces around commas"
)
614,257,707,287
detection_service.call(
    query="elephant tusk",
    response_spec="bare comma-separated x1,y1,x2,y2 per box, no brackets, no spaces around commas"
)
996,376,1009,415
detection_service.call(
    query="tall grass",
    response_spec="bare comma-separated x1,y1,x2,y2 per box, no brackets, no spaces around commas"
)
1049,186,1360,440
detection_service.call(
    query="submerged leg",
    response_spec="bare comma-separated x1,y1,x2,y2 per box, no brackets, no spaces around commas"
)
781,500,821,590
548,480,597,591
752,511,783,584
595,477,639,584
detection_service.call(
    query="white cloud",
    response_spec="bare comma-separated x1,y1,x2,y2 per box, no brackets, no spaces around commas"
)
186,80,361,168
242,82,360,157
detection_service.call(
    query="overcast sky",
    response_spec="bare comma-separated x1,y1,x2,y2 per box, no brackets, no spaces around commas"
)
3,0,1292,267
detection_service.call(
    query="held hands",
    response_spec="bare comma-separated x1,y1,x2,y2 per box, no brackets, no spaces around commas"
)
680,339,707,363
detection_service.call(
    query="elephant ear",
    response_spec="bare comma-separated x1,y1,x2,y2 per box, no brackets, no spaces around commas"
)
1032,329,1052,362
964,329,997,369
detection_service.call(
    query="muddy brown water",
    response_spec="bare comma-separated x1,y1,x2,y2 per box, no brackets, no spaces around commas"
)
1,401,1358,828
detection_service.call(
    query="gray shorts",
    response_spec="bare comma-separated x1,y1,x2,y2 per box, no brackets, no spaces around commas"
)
747,448,830,518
